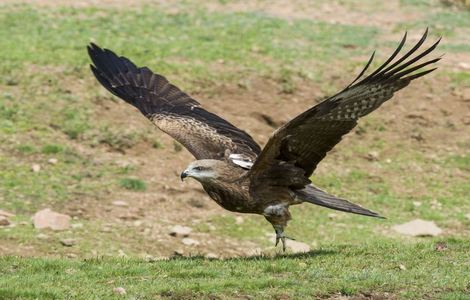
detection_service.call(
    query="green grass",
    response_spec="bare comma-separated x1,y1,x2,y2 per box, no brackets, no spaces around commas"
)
1,239,469,299
119,178,147,191
1,1,470,299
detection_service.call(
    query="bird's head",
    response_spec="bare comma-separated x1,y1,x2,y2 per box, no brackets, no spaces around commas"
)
180,160,225,183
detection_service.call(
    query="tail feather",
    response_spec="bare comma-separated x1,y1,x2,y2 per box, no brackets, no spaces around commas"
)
294,185,384,218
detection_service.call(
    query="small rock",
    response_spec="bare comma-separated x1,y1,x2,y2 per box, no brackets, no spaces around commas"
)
366,151,379,161
118,249,127,257
0,216,10,226
430,200,442,210
118,214,139,221
412,201,422,207
465,213,470,220
31,164,41,173
235,216,244,224
182,238,200,246
173,249,184,256
392,219,442,237
36,233,49,240
48,158,58,165
0,210,15,218
398,264,407,270
113,287,126,295
328,213,338,219
169,225,192,237
66,253,77,258
60,238,76,247
33,208,71,231
205,252,218,259
460,88,470,101
458,62,470,70
287,240,310,253
435,242,447,252
144,255,159,262
71,223,83,229
112,200,128,207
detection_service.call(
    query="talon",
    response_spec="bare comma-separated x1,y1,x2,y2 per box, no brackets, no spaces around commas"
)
273,225,292,252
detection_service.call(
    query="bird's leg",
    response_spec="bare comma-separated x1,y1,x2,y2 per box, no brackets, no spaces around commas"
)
264,204,294,252
273,224,295,252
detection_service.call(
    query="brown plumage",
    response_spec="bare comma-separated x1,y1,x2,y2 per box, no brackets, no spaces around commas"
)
88,29,440,251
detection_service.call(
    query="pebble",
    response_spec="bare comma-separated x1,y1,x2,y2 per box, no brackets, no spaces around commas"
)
31,164,41,173
36,233,49,240
0,210,15,218
205,252,219,259
48,158,58,165
182,238,200,246
0,216,11,226
71,223,83,229
112,200,129,207
366,151,379,161
169,225,192,237
60,238,76,247
435,242,447,251
235,216,244,224
113,287,126,295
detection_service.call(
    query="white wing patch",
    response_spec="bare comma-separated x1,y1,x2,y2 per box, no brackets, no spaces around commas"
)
229,153,253,169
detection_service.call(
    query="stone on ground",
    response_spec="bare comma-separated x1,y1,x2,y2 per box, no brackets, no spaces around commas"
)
112,200,128,207
0,210,15,218
169,225,192,237
392,219,442,237
181,238,200,246
33,208,71,231
113,287,126,295
60,238,76,247
287,240,310,253
0,216,11,226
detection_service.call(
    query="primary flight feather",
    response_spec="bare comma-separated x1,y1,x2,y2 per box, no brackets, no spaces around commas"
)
88,29,440,251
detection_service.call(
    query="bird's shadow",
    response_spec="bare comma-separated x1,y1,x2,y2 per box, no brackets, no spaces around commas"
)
167,248,336,262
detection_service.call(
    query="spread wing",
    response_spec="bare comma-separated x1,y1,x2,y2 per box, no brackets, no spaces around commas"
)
87,43,261,162
249,29,441,185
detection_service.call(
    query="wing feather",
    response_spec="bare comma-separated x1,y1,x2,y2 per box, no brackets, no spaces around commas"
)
88,43,261,161
250,30,441,186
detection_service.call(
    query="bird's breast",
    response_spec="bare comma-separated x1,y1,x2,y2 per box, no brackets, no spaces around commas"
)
203,183,258,214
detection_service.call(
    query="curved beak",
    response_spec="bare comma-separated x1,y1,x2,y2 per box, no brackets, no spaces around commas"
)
180,170,188,181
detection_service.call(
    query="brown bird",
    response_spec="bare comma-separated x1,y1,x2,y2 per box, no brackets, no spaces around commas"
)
88,29,440,251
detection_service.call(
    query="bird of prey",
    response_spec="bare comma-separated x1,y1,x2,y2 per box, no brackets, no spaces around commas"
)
87,29,440,251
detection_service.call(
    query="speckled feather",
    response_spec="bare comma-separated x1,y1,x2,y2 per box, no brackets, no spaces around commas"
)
250,29,441,188
87,43,261,161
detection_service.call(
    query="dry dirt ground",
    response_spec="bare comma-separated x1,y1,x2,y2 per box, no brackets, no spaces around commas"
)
1,0,469,259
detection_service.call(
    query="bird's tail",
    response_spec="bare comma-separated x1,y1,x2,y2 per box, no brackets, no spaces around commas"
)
294,185,384,218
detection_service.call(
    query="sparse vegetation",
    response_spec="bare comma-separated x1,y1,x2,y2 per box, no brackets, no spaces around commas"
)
119,178,147,191
0,0,469,299
1,239,469,299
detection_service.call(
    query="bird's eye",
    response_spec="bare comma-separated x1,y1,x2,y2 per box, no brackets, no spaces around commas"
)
194,166,203,171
